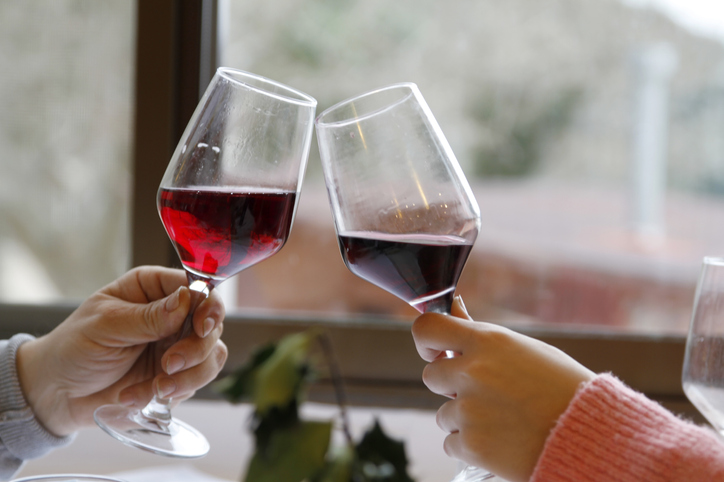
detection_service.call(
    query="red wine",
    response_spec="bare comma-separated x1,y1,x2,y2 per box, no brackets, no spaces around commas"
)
158,187,296,279
338,232,474,313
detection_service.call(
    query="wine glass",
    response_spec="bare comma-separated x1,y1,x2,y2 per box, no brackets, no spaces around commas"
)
683,256,724,434
10,477,126,482
315,83,493,481
93,67,317,458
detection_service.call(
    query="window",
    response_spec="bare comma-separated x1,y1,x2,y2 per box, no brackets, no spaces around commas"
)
3,0,721,419
0,0,135,302
212,0,723,415
214,0,724,338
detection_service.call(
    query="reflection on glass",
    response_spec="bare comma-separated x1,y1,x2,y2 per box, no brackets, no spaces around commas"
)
683,257,724,434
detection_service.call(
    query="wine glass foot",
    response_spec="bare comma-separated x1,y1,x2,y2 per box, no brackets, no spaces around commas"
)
450,465,496,482
94,404,209,458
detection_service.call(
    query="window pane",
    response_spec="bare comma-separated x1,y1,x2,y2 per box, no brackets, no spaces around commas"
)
0,0,135,302
219,0,724,334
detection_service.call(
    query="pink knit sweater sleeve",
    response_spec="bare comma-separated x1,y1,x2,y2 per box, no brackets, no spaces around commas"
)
530,373,724,481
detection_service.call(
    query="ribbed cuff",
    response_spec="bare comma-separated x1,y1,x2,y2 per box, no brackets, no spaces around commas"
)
531,373,724,482
0,334,74,460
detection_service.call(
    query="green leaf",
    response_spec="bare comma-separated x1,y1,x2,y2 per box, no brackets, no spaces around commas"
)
253,331,316,415
214,343,276,403
252,401,300,452
244,420,333,482
353,420,415,482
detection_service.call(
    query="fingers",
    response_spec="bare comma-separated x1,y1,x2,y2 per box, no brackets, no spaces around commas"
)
89,274,225,346
118,339,228,406
159,288,225,378
442,431,462,461
442,430,479,469
161,317,224,376
122,284,224,343
436,399,460,435
422,357,461,398
90,286,193,345
437,399,481,467
191,289,225,339
411,312,473,362
106,266,188,304
156,339,228,399
411,296,478,362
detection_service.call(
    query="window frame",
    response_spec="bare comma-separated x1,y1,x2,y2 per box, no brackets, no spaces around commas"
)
0,0,701,423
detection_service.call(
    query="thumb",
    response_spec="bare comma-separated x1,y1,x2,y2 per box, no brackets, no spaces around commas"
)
140,286,191,340
450,295,473,321
101,286,191,344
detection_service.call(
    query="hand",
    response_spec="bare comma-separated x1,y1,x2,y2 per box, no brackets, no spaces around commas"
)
411,297,594,482
15,266,228,437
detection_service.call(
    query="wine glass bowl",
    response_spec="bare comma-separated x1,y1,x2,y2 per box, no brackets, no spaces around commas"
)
683,256,724,434
316,83,492,481
158,68,316,285
93,67,316,458
316,83,480,315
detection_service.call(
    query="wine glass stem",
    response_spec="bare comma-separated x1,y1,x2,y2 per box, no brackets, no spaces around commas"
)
142,397,173,425
141,278,211,427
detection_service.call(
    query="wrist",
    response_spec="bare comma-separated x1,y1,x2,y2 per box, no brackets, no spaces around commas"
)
16,336,74,437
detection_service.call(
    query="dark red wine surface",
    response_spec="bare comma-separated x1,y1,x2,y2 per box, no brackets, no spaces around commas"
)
159,187,296,279
338,231,473,313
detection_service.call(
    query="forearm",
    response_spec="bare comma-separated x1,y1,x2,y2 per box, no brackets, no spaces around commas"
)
532,373,724,482
0,334,74,475
15,333,76,437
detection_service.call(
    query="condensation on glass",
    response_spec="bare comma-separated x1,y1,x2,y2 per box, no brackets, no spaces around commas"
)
217,0,724,334
0,1,135,302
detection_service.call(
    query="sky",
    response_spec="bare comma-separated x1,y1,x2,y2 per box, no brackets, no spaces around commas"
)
622,0,724,43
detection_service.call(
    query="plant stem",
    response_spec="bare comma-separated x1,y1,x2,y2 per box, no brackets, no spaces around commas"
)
317,332,354,446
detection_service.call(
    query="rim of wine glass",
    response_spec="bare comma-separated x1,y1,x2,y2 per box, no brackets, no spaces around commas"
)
216,67,317,107
315,82,419,127
10,475,126,482
703,256,724,267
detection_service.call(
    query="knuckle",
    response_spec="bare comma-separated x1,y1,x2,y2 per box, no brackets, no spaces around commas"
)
411,313,434,335
442,434,455,458
421,363,435,387
141,302,161,335
214,341,229,369
209,320,224,339
436,408,446,431
410,318,423,339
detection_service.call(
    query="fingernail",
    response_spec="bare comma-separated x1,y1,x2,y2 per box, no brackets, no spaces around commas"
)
156,378,177,399
166,354,185,375
165,288,181,313
119,392,135,406
202,317,215,338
